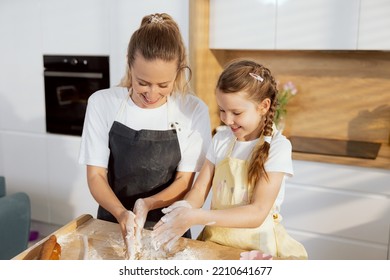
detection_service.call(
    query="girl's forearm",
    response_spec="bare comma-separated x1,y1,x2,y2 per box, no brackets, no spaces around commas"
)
184,159,214,208
193,204,270,229
145,171,195,211
184,185,209,208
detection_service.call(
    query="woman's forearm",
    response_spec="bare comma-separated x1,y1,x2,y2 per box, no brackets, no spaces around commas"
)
87,166,126,220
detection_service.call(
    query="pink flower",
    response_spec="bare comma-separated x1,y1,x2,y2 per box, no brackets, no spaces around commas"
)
240,250,273,260
283,81,298,96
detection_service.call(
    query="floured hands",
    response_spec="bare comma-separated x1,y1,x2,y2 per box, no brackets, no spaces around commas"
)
133,198,149,245
152,200,192,251
117,210,133,241
117,210,137,259
240,250,273,260
117,200,149,260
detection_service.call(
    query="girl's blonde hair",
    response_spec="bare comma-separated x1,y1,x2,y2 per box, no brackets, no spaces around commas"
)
119,13,192,95
216,59,278,186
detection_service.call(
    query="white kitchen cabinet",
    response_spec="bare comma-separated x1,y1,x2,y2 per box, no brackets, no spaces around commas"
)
209,0,361,50
0,131,98,225
282,160,390,259
46,134,98,225
0,134,3,175
276,0,360,50
0,0,46,134
41,0,111,55
358,0,390,50
288,229,388,260
0,131,50,222
209,0,277,49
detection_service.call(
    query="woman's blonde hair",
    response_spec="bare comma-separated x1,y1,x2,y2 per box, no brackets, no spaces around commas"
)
119,13,192,95
216,59,278,187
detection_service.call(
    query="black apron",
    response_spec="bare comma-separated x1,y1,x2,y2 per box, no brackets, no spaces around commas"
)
97,93,191,237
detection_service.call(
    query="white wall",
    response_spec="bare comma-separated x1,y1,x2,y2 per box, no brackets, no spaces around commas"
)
0,0,190,226
108,0,190,86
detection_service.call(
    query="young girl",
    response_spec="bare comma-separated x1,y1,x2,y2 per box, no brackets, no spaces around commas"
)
153,59,308,259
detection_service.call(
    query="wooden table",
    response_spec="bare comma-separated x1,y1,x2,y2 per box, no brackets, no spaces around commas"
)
13,214,244,260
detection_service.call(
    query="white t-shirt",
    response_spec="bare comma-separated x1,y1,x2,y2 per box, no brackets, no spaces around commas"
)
78,87,212,172
206,127,293,212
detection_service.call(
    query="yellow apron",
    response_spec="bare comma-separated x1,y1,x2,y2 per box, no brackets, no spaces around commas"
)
198,136,308,259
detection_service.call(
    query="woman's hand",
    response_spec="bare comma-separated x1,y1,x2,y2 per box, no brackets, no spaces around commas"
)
152,200,192,251
133,198,149,243
117,210,133,240
117,210,137,259
115,199,149,259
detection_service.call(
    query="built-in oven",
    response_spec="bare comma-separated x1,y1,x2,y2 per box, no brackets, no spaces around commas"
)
44,55,109,136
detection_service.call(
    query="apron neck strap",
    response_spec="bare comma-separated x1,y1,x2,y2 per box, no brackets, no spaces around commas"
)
225,137,237,158
225,132,269,158
167,94,181,130
115,88,131,120
116,88,175,128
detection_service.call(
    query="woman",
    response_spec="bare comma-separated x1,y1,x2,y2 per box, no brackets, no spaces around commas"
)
78,13,211,250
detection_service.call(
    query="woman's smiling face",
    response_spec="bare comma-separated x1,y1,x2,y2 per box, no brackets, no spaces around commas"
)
130,53,177,109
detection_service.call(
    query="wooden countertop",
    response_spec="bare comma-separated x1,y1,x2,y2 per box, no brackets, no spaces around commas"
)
13,214,244,260
292,142,390,170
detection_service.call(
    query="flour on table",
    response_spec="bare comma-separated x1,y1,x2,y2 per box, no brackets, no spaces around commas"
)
135,230,198,260
57,227,199,260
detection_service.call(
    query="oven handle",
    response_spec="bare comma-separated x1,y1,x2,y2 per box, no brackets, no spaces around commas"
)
44,71,103,79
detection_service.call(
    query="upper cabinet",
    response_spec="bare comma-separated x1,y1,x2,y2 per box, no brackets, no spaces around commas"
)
41,0,111,55
0,0,46,133
209,0,277,49
276,0,360,50
210,0,390,50
358,0,390,50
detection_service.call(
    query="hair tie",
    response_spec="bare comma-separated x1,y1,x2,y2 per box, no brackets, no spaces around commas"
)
264,136,272,144
149,15,164,24
249,72,264,82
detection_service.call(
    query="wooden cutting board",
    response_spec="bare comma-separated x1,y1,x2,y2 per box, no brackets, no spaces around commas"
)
13,214,244,260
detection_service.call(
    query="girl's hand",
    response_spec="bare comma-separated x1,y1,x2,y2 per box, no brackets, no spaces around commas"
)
152,200,192,251
162,200,192,214
240,250,273,260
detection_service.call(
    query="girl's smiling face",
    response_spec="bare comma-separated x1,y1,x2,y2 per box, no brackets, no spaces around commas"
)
131,53,177,109
216,89,270,141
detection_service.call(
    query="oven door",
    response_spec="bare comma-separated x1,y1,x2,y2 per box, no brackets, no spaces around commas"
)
44,55,109,136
